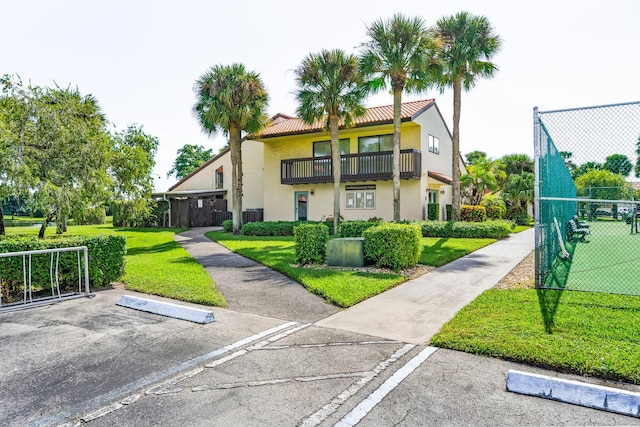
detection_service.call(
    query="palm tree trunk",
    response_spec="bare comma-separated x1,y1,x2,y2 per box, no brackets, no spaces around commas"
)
329,114,341,235
392,88,402,223
229,124,243,234
451,77,462,221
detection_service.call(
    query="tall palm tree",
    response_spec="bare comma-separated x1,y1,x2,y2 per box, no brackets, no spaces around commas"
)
193,64,269,234
360,13,440,222
434,11,502,221
295,49,367,234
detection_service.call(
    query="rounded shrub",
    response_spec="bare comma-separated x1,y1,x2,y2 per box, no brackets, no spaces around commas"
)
222,219,233,233
363,223,421,271
480,196,506,220
294,223,329,265
338,220,381,238
461,205,487,222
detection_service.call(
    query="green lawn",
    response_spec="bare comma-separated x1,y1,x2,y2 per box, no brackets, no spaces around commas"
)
4,223,226,307
206,231,495,307
430,288,640,384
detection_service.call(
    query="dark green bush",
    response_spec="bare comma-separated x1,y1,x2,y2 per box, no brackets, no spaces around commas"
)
461,205,487,222
294,224,328,265
242,221,330,236
416,220,513,238
338,220,381,238
485,205,504,220
112,199,150,227
0,235,126,296
222,219,233,233
363,223,421,271
445,204,452,221
427,203,439,221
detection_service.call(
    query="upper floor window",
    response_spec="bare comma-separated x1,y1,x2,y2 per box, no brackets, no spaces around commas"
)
313,139,350,157
358,135,393,153
428,135,440,154
215,166,223,189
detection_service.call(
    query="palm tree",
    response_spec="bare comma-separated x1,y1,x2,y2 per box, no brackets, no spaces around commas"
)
360,13,439,222
434,11,502,221
193,64,269,234
501,172,534,218
461,157,506,205
295,49,367,234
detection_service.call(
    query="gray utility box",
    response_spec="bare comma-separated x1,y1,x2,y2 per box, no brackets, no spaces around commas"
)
327,237,365,267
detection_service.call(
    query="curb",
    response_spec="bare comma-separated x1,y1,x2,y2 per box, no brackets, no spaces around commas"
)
116,295,215,324
507,369,640,418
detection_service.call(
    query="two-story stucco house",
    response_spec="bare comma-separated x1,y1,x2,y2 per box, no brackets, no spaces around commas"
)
162,99,463,226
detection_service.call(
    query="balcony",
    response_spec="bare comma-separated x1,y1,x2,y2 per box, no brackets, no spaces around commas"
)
281,149,421,185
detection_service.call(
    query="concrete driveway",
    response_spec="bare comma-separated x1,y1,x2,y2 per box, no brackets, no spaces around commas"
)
2,289,638,427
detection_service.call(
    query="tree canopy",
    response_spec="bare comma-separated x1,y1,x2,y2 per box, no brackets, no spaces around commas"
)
167,144,214,180
602,153,633,177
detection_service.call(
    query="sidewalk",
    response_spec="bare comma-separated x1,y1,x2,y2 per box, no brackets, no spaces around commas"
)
177,227,534,344
316,228,534,344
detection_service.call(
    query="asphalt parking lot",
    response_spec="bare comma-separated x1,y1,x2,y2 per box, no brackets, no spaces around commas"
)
2,289,639,427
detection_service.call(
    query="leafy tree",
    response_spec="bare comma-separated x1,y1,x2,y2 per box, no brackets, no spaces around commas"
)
461,157,505,205
575,169,629,219
433,11,502,221
193,64,269,234
295,49,367,235
167,144,213,179
111,124,159,200
360,13,439,222
559,151,576,172
501,153,533,176
465,150,487,165
571,161,602,179
501,172,534,221
602,153,633,177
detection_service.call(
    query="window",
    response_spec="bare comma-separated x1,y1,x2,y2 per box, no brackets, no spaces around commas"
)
428,135,440,154
346,185,376,209
358,135,393,153
428,189,438,204
313,139,350,177
215,167,223,189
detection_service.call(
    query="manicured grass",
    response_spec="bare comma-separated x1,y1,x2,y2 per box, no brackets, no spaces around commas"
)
430,288,640,384
4,223,226,307
419,237,496,267
206,232,402,307
206,232,497,307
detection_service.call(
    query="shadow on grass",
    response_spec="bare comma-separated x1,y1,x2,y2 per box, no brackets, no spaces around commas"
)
420,238,470,267
126,241,180,256
536,289,563,334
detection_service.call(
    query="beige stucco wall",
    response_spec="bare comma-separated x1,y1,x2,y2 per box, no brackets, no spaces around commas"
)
170,140,264,210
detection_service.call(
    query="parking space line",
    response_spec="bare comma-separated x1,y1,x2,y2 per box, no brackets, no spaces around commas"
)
335,346,438,427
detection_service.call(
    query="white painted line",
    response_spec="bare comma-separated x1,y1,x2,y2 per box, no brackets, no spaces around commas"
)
300,343,415,427
507,369,640,418
336,346,438,427
116,295,215,324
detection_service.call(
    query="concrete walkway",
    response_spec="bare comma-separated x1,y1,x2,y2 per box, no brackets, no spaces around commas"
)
174,228,339,323
316,228,534,344
176,227,534,344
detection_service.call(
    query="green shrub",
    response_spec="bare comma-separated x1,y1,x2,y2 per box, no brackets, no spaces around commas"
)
427,203,439,221
294,224,328,265
363,223,421,271
461,205,487,222
338,220,381,238
242,221,330,236
416,220,513,239
73,206,106,225
112,199,150,227
222,219,233,233
480,196,506,220
0,235,126,296
445,204,452,221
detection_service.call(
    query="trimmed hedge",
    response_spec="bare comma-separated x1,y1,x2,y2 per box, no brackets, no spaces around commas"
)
338,220,382,238
363,223,421,271
222,219,233,233
427,203,439,221
0,235,126,295
242,221,330,236
416,220,513,239
294,224,328,265
461,205,487,222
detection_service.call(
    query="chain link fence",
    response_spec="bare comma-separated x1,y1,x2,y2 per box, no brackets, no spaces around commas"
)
534,101,640,294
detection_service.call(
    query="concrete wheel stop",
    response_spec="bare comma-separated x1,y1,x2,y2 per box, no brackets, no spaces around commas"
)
116,295,215,324
507,369,640,418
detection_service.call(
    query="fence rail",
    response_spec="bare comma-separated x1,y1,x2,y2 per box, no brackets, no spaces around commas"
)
0,246,91,312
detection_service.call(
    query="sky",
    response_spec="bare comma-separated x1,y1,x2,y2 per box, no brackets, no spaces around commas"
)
2,0,639,192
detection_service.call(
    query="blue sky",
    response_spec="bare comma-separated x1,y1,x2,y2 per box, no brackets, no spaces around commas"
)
2,0,639,191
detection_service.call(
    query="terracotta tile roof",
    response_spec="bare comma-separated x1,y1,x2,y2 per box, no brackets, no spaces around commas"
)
428,171,452,185
259,99,435,138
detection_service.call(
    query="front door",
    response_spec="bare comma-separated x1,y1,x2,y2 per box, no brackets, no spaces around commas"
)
295,192,308,221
